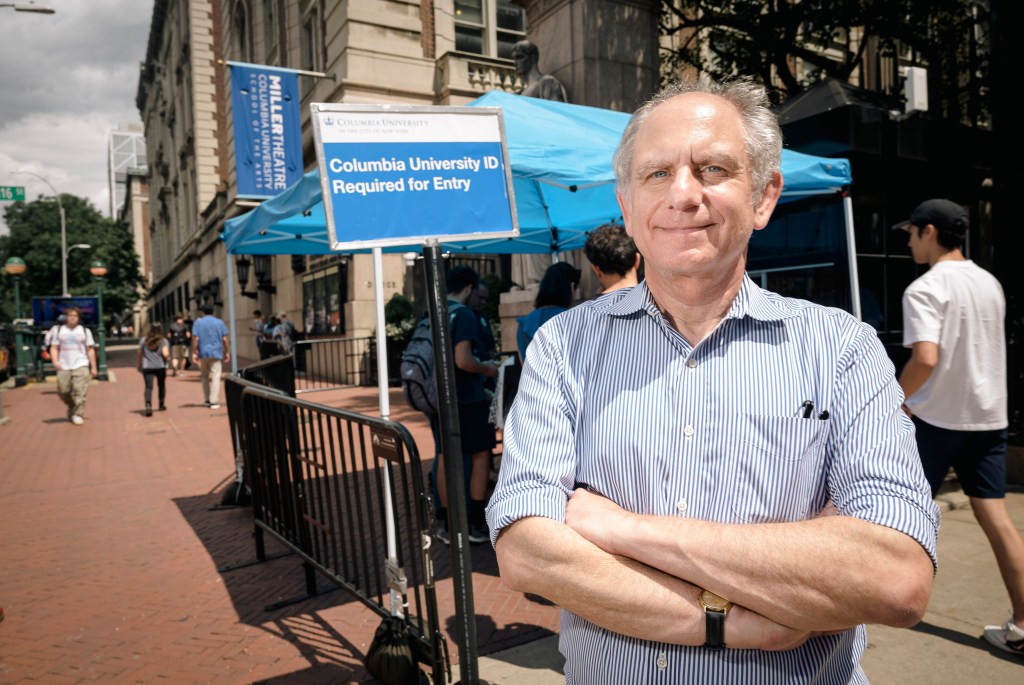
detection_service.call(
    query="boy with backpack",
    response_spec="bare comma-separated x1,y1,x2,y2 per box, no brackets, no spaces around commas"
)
402,266,498,545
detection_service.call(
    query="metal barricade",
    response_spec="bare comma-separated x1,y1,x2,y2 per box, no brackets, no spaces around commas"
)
294,336,375,392
236,384,446,683
238,353,296,397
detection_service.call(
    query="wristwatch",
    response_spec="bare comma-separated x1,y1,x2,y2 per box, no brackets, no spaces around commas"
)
698,589,733,649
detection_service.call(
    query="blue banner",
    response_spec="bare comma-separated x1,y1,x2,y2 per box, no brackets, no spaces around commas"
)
228,62,304,198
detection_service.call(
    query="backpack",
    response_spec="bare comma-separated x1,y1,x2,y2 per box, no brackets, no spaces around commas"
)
400,303,464,415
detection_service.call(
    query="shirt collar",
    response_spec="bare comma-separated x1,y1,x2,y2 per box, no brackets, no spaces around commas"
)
601,274,800,323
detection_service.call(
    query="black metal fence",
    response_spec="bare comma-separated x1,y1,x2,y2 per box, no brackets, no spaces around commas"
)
223,375,446,683
295,336,376,392
238,353,296,397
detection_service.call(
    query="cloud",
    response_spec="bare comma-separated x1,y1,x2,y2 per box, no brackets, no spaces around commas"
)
0,1,153,233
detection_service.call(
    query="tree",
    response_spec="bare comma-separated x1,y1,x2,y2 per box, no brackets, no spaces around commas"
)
660,0,991,126
0,194,144,326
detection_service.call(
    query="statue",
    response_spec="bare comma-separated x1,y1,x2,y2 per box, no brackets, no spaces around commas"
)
509,39,571,290
511,39,567,103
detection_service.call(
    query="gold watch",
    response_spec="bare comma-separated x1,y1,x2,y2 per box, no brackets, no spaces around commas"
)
698,589,733,649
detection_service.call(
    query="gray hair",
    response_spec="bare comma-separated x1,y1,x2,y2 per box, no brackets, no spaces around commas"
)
613,75,783,205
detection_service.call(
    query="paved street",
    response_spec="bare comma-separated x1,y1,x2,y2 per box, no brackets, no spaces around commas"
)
1,344,1022,683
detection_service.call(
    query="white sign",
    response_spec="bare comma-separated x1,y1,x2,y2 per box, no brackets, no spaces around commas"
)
311,103,518,251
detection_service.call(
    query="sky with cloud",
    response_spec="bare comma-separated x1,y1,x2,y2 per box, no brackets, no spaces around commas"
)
0,1,153,234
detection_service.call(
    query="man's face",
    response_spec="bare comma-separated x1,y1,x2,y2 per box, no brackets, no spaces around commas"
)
469,284,489,311
65,311,80,328
617,92,781,285
905,224,929,264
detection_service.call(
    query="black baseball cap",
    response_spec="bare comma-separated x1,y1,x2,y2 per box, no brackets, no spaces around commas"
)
891,198,968,233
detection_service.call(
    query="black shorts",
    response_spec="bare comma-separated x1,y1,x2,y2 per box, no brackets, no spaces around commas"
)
458,399,496,456
913,416,1008,499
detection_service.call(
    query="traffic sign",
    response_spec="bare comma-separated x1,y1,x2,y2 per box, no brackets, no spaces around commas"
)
0,186,26,202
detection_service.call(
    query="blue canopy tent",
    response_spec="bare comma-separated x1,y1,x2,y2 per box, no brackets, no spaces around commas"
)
221,90,853,256
220,91,858,373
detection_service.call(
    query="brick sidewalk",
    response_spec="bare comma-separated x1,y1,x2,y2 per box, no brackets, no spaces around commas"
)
0,347,559,684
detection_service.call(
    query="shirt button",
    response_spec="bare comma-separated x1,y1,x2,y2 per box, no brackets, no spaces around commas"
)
657,653,668,669
684,425,695,438
676,499,688,513
686,357,697,369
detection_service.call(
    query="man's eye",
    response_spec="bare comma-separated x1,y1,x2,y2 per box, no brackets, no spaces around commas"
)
703,165,725,174
649,170,668,179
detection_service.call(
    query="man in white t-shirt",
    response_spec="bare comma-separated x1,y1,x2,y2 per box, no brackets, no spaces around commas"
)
48,306,98,425
895,198,1024,658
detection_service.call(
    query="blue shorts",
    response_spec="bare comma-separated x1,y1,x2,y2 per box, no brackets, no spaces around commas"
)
912,416,1008,499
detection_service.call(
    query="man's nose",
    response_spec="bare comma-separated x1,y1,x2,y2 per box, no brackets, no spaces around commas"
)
667,167,702,208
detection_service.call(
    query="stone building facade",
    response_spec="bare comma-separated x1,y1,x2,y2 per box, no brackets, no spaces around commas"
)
137,0,660,361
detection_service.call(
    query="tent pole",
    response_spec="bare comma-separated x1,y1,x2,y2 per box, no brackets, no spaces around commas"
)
373,246,390,420
227,250,239,375
842,194,862,321
372,246,401,617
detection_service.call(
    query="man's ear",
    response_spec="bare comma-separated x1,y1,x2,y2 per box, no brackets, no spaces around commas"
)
752,170,784,231
617,191,634,237
590,263,602,278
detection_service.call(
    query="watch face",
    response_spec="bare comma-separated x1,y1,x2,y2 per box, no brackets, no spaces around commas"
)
700,589,732,612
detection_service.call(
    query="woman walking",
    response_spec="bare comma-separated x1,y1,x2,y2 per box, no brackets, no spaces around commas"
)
138,323,170,417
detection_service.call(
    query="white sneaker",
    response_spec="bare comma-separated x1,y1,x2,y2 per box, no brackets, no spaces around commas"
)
983,618,1024,658
71,415,84,425
209,404,220,410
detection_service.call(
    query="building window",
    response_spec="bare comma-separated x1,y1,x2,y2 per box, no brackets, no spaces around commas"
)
303,265,345,335
262,0,276,55
233,2,251,62
454,0,525,60
300,4,322,96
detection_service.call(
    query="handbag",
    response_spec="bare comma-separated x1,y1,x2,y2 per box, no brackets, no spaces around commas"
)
365,615,429,685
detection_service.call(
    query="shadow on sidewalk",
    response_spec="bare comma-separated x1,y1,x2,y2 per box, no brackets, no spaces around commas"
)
173,487,381,683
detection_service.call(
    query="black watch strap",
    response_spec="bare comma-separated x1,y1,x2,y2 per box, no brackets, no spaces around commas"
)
704,608,726,649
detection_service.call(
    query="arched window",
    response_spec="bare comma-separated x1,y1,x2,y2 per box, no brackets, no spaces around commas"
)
233,2,251,62
262,0,276,55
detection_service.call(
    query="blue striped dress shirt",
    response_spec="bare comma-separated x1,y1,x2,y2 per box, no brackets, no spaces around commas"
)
487,275,940,684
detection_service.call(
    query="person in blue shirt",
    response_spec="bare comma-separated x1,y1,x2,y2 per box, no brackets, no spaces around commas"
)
487,75,939,684
190,306,230,410
515,261,580,362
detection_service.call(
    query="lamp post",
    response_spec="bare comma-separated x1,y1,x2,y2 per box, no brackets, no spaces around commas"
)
0,3,56,13
90,260,108,380
4,257,27,319
4,257,30,386
14,170,69,295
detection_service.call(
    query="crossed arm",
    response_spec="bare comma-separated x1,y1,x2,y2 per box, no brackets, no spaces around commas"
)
496,493,933,649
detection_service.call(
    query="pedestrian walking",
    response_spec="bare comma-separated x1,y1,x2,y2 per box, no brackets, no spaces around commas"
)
168,313,190,377
137,323,170,417
250,309,267,360
191,306,230,410
272,311,295,356
894,198,1024,658
47,306,98,425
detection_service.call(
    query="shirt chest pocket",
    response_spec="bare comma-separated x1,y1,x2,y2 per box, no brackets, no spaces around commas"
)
725,414,828,524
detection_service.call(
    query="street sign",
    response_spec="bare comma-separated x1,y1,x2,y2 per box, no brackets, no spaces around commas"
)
0,186,25,202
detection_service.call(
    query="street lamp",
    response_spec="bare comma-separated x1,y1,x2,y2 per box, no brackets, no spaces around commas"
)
4,257,27,319
90,260,108,380
4,257,31,386
13,170,69,295
0,3,56,13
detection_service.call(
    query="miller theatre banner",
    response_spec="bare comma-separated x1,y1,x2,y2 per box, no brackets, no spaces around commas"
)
228,61,304,198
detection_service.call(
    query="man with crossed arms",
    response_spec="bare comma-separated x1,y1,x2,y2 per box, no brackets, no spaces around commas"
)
487,75,940,683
